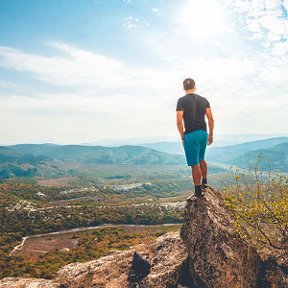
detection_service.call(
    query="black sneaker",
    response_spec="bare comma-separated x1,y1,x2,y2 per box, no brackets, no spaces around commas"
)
195,190,204,197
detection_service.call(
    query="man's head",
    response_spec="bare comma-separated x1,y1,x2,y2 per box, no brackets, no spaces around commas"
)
183,78,195,91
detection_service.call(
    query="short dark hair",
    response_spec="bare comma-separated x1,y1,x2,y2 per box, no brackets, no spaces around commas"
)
183,78,195,90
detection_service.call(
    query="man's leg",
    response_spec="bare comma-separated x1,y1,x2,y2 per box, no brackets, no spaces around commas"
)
199,131,208,188
200,160,207,187
192,164,202,196
200,160,207,178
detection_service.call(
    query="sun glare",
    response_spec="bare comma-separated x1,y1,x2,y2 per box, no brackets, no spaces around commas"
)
176,0,228,40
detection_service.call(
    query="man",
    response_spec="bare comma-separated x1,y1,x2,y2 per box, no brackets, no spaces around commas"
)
176,78,214,197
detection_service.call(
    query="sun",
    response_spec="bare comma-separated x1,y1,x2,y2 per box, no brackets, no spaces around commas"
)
176,0,228,40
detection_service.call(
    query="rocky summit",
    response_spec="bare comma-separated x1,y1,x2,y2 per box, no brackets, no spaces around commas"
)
181,186,258,288
1,186,287,288
180,185,288,288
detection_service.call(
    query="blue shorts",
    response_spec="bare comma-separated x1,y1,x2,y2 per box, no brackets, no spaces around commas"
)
183,130,208,166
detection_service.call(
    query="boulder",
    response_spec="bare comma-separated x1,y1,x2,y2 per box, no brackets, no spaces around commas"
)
180,185,288,288
127,252,151,282
56,231,187,288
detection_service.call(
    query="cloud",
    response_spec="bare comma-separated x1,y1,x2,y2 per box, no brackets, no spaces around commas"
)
0,40,286,104
0,43,127,91
0,91,178,144
223,0,288,55
0,3,288,143
152,7,160,14
0,81,18,88
0,42,170,97
122,16,150,29
123,16,141,29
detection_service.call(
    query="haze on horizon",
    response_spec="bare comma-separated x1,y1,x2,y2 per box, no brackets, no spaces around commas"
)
0,0,287,145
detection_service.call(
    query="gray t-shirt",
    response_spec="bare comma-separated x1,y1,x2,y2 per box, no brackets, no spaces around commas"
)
176,93,210,134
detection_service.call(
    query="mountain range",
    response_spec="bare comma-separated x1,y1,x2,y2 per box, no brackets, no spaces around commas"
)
206,137,288,172
141,137,288,172
0,144,187,178
81,133,288,147
0,136,287,179
4,144,185,165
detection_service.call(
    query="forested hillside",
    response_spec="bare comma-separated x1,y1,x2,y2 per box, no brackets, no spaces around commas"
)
0,144,187,179
206,137,288,172
7,144,185,165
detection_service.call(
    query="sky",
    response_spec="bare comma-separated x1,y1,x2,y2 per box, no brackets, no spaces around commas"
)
0,0,287,144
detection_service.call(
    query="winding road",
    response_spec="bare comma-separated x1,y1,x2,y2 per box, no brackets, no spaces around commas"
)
10,223,181,255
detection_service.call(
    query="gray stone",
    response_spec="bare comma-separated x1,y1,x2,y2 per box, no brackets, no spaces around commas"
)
180,185,288,288
0,277,58,288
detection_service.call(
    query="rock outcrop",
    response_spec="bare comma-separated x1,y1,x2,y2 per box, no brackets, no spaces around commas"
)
1,185,287,288
56,231,187,288
181,186,261,287
181,185,288,288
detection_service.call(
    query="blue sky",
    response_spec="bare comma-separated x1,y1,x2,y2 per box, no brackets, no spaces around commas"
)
0,0,287,144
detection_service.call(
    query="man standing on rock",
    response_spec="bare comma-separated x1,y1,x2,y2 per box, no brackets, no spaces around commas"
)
176,78,214,197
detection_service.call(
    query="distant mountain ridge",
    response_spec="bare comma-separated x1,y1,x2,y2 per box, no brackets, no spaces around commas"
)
228,142,288,172
0,144,188,179
206,137,288,172
1,136,287,179
7,144,185,165
140,142,184,155
81,133,288,147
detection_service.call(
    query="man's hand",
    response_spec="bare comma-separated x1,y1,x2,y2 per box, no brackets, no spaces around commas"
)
208,134,213,145
205,108,214,146
177,111,184,144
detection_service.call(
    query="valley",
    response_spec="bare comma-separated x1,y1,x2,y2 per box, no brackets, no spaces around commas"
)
0,137,287,280
0,161,225,280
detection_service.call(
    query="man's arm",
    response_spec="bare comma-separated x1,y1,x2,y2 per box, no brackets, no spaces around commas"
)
205,107,214,145
176,111,184,140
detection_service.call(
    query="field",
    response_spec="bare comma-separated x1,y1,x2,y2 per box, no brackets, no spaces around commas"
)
37,176,79,188
3,224,182,279
11,233,79,257
10,224,182,258
4,160,271,280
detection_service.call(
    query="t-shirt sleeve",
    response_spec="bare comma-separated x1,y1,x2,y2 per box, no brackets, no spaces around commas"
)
176,98,184,111
204,98,210,109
